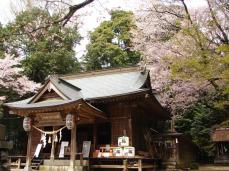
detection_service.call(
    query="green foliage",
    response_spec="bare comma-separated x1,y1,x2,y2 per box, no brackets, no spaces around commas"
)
0,90,21,118
176,103,228,160
2,8,81,83
216,44,229,107
0,23,5,58
171,25,229,160
0,116,26,155
171,28,229,108
84,10,141,70
190,162,199,170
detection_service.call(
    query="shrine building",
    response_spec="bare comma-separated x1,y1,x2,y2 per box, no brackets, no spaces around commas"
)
4,67,172,171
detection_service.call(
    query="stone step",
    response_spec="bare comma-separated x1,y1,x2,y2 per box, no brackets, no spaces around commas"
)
195,165,229,171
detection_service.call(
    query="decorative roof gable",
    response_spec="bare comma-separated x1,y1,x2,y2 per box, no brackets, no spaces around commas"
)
30,81,68,103
29,76,82,104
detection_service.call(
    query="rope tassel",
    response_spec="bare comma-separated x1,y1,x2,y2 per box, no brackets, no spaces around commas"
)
40,133,47,148
48,136,51,144
54,134,58,142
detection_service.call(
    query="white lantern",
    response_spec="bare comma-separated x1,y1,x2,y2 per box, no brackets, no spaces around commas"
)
23,117,31,132
66,114,74,130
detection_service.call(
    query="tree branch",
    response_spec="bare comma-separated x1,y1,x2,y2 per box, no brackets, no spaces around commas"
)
152,5,184,19
46,0,72,7
206,0,229,44
180,0,193,24
180,0,205,51
0,0,95,38
55,0,95,26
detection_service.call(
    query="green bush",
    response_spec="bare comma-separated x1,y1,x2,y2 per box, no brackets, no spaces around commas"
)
190,162,199,170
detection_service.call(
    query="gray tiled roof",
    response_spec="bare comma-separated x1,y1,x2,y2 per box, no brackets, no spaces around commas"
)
62,69,149,100
5,67,149,108
5,99,81,109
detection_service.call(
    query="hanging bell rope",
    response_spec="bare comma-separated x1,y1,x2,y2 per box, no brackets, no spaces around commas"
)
32,125,66,135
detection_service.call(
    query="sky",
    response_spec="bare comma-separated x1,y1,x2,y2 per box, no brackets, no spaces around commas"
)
0,0,208,58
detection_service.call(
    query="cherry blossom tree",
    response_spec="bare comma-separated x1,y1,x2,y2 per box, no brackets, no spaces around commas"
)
0,54,40,102
133,0,228,115
132,0,228,158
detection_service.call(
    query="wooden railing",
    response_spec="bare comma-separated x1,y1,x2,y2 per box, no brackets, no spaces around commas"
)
9,156,26,169
9,156,43,170
89,157,157,171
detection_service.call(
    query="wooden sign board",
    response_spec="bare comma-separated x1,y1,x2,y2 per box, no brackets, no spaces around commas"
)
82,141,91,158
36,112,63,124
123,147,135,157
118,136,129,147
113,147,123,157
59,141,69,158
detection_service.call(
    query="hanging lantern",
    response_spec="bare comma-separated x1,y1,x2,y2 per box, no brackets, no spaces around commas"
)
66,113,74,130
23,117,32,132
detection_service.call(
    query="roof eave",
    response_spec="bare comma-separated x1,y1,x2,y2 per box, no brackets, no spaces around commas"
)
86,89,150,103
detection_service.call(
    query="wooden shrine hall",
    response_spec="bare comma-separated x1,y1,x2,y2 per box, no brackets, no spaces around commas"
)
4,67,170,171
212,125,229,164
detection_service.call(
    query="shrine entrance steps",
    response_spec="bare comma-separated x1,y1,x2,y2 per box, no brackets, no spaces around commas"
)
38,159,89,171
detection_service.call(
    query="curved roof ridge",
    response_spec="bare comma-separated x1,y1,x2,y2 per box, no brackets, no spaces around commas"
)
60,66,142,80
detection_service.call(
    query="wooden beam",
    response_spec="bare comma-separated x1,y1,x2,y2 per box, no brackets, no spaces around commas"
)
36,121,65,127
90,165,156,169
80,105,107,119
79,112,95,120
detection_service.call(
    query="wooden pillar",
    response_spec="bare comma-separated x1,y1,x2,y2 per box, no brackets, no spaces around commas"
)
68,115,77,171
217,143,220,158
50,132,55,162
18,157,21,169
138,159,142,171
128,118,133,146
123,159,128,171
93,123,97,151
175,138,180,164
24,129,32,171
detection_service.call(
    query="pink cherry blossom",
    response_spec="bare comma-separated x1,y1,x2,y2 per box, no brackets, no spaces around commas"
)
0,54,40,101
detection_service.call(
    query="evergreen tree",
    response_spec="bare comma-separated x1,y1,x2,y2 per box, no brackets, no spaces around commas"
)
84,10,141,70
2,8,81,83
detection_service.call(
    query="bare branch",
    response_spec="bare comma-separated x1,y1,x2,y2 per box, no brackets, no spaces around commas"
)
1,0,95,38
55,0,95,26
180,0,193,24
46,0,72,7
152,5,184,19
206,0,229,44
180,0,206,51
